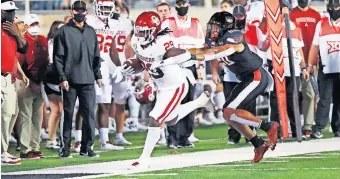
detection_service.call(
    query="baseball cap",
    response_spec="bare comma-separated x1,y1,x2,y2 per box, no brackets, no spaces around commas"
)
233,5,246,18
1,0,18,10
72,0,87,11
176,0,189,4
24,14,39,25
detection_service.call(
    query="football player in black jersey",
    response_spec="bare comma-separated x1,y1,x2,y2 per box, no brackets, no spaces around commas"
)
188,12,279,163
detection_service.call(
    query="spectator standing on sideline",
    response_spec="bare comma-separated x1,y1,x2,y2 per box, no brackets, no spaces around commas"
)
162,0,205,148
44,20,65,149
1,0,29,165
308,0,340,139
17,14,49,159
290,0,321,139
54,1,102,158
220,0,233,13
157,2,172,21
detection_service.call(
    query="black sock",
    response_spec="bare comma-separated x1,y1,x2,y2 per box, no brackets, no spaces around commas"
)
259,121,272,132
249,135,264,148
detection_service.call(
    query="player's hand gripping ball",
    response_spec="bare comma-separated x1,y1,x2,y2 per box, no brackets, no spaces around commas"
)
123,58,144,74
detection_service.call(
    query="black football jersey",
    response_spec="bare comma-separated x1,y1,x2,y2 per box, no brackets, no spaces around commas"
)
218,30,263,79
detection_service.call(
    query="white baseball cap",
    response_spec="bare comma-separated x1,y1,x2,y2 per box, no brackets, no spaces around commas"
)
1,1,18,10
24,14,39,26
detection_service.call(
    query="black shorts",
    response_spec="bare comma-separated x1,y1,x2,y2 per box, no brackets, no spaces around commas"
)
44,82,61,96
223,67,269,110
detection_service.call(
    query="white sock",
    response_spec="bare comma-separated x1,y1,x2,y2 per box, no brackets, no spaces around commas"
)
99,128,109,144
160,128,166,139
75,130,82,142
230,113,260,127
140,127,161,160
116,132,123,139
175,97,206,123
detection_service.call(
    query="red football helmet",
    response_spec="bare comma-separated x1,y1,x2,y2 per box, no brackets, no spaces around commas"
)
94,0,116,19
134,11,161,45
134,80,157,104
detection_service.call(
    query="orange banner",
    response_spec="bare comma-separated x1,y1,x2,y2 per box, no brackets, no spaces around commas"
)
264,0,289,138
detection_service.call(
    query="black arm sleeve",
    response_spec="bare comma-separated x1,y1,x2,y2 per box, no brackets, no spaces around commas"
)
17,41,28,54
53,30,67,82
93,32,102,80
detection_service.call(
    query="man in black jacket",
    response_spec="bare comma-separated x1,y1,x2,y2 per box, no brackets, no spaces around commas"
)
53,0,102,158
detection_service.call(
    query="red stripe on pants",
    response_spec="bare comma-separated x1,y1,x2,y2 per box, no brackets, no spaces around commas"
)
156,85,181,122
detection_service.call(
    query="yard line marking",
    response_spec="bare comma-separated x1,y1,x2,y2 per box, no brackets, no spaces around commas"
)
201,164,254,167
279,156,324,159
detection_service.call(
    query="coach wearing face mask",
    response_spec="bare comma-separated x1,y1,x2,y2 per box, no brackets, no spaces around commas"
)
17,14,49,159
54,0,102,158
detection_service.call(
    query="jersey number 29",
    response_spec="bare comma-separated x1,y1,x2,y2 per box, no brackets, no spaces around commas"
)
97,34,126,53
141,62,164,79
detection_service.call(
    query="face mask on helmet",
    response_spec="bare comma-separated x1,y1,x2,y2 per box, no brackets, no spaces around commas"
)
95,1,115,19
205,23,223,47
135,26,157,45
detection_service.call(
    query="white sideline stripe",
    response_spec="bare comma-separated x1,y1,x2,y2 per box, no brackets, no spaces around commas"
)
127,173,178,176
2,138,340,179
305,152,340,156
227,168,340,171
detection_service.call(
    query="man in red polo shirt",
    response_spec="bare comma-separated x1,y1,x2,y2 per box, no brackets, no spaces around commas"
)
1,0,28,165
17,14,49,160
290,0,321,139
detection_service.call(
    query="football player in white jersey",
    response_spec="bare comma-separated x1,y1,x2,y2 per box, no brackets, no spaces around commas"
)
86,0,132,150
112,11,229,169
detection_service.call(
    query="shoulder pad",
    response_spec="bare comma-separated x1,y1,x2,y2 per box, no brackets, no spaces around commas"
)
218,30,244,45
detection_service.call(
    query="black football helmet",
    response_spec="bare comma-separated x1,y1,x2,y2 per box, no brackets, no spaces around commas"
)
205,11,236,48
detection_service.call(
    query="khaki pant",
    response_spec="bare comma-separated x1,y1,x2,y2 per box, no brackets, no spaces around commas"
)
17,80,44,154
301,79,316,131
1,74,19,154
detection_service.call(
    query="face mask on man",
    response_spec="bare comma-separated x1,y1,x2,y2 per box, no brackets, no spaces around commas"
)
73,13,86,22
27,25,40,36
298,0,309,8
328,8,340,21
176,6,188,16
236,18,246,30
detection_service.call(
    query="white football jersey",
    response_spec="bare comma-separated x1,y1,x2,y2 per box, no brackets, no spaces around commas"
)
131,34,185,89
86,15,133,64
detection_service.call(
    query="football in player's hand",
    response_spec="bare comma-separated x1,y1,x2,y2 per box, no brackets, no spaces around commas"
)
124,58,144,74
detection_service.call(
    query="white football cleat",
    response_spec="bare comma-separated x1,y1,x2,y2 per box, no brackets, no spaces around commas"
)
157,136,167,145
205,111,224,124
9,135,17,144
197,115,213,126
72,141,81,153
128,160,150,170
40,130,49,140
188,133,200,143
115,136,132,146
135,121,148,131
100,141,124,151
109,117,116,133
123,118,139,133
45,140,60,149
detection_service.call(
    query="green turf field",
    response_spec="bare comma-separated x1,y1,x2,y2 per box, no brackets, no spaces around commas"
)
1,125,336,173
108,151,340,179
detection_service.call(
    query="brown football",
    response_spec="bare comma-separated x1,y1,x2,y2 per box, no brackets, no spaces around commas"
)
123,58,144,74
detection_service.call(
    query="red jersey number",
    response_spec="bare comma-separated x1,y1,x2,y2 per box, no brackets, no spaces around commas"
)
116,35,126,52
163,41,174,51
141,62,164,79
97,34,113,53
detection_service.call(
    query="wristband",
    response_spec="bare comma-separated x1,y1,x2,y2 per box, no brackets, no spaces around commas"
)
308,64,314,67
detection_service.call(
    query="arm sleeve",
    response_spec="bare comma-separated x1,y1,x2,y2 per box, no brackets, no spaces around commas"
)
312,21,321,46
17,41,28,54
93,32,102,80
53,30,67,82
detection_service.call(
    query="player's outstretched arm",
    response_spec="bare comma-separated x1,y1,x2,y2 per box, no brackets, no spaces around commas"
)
190,44,237,62
160,47,192,66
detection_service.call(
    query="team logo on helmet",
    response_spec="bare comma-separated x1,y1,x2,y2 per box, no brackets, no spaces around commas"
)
151,16,160,26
